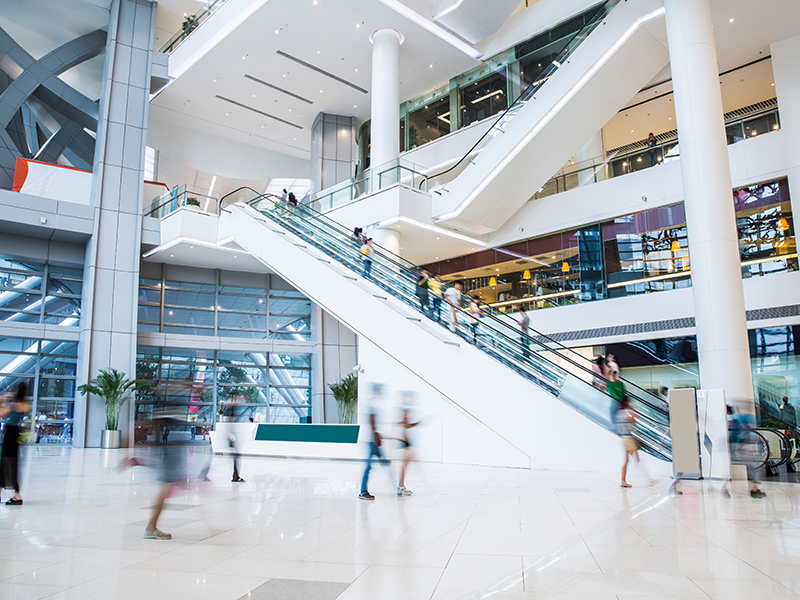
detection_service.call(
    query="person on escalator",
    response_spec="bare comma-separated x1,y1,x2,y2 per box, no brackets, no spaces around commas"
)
517,308,530,359
592,356,607,392
428,274,443,322
287,191,298,212
416,269,430,316
607,370,626,425
467,297,486,344
360,238,374,278
445,282,462,333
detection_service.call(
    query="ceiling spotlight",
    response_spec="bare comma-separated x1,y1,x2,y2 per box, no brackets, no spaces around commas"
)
356,23,360,28
729,18,734,23
429,64,433,68
313,0,317,4
275,30,279,34
355,68,358,72
317,50,320,54
354,105,357,108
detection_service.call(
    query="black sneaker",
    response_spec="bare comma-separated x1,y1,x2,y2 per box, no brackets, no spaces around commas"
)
358,492,375,501
751,489,766,498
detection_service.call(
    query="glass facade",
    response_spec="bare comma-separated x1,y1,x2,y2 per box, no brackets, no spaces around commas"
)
0,257,82,326
0,337,78,444
138,268,311,340
425,179,795,312
134,346,312,443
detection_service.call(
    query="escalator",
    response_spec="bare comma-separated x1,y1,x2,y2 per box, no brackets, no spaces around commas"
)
218,193,673,470
425,0,668,234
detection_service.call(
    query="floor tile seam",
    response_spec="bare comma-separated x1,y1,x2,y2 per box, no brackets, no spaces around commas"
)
685,573,787,598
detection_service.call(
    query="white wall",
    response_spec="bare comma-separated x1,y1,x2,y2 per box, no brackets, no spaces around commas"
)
146,119,310,185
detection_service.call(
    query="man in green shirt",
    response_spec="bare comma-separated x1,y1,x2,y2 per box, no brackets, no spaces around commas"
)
607,370,626,425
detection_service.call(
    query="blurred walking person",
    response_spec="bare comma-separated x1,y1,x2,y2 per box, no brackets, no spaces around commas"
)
359,383,390,501
467,296,485,344
396,392,421,497
0,382,29,505
428,274,443,322
607,370,626,426
445,282,462,333
416,269,430,316
721,405,766,498
592,356,607,392
517,307,530,359
616,399,654,488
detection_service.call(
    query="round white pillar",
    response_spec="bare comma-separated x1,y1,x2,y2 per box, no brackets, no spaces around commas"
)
664,0,754,409
371,227,400,257
370,29,403,170
576,130,605,186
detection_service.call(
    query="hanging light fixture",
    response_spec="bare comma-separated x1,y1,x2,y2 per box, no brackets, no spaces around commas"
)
561,262,570,273
670,240,681,252
522,270,531,280
489,276,497,286
777,217,790,231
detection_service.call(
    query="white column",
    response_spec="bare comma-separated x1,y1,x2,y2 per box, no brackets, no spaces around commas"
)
771,35,800,225
664,0,754,410
576,130,605,186
372,227,400,257
370,29,403,169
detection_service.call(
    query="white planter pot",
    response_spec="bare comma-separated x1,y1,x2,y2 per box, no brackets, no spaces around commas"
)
101,429,121,449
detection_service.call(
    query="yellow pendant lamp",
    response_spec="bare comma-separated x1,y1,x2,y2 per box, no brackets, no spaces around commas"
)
522,270,531,280
670,240,681,252
561,262,570,273
489,276,497,286
777,217,790,231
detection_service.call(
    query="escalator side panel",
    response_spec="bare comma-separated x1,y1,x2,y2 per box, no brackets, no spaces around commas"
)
221,204,652,472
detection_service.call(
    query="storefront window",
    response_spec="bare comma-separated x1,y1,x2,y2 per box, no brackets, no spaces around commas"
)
407,96,450,149
426,178,795,313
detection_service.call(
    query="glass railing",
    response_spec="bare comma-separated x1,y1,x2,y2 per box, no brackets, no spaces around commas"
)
427,0,622,190
232,191,672,459
160,0,228,54
303,158,429,214
535,106,781,200
145,185,220,218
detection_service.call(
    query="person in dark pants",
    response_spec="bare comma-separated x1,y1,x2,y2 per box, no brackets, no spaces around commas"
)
359,383,390,500
780,396,796,429
416,269,430,316
0,382,29,505
647,133,658,167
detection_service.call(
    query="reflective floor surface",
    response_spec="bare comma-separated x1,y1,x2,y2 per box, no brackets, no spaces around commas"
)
1,446,800,599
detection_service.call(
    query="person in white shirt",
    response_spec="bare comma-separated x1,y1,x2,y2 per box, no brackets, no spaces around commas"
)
444,282,462,333
517,307,530,359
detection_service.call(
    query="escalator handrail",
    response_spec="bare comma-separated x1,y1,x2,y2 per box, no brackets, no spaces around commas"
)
423,0,618,186
236,192,669,420
754,427,792,468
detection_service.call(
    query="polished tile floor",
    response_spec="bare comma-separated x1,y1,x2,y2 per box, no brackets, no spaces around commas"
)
1,446,800,599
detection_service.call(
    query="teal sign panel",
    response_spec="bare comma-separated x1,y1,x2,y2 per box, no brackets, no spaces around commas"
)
254,424,360,444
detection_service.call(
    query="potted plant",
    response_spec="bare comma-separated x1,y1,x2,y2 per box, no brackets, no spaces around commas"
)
329,373,358,424
78,368,148,449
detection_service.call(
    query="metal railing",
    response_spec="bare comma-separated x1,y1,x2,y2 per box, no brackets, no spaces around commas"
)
160,0,227,54
145,185,220,218
222,190,673,459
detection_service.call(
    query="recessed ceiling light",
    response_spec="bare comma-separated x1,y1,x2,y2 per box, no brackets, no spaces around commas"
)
356,23,360,28
771,83,775,86
355,68,358,72
170,254,174,257
630,129,634,133
429,64,433,68
320,90,323,93
436,237,439,240
252,94,256,97
242,56,246,60
313,0,317,4
275,30,279,34
729,18,734,23
234,255,238,258
212,79,217,82
317,50,320,54
288,108,291,111
354,105,357,108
